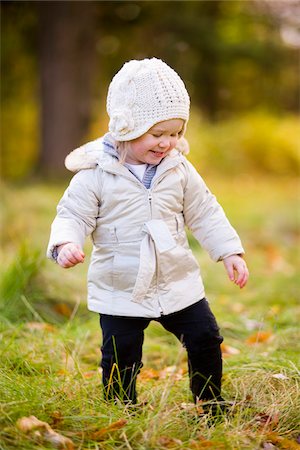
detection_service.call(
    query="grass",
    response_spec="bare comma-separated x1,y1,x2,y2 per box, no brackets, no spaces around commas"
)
0,175,299,449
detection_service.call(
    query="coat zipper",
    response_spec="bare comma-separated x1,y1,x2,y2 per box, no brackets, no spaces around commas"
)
147,190,164,315
148,191,153,218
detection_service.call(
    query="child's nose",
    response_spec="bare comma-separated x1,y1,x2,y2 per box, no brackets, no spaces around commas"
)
159,138,170,149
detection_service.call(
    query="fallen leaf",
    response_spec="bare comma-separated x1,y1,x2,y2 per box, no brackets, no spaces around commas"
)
271,373,289,380
17,415,47,432
44,430,74,449
82,370,99,379
53,303,73,317
267,305,281,317
51,411,64,427
246,331,273,345
262,443,278,450
190,438,225,448
230,302,245,313
17,415,74,449
254,412,279,430
264,246,294,274
159,365,185,381
265,244,281,261
243,318,265,331
139,367,160,381
89,419,127,440
265,432,300,450
25,322,56,332
57,369,68,376
180,402,204,414
157,436,183,448
220,343,240,357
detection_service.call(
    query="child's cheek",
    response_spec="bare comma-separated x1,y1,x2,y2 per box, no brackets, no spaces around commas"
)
171,138,178,149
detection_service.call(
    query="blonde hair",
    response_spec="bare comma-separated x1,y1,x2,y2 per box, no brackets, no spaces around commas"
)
116,141,131,164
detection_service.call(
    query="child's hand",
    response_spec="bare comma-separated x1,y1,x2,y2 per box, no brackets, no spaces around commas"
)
57,243,85,268
223,254,249,289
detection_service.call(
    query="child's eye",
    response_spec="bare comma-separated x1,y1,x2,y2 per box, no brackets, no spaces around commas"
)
152,133,162,138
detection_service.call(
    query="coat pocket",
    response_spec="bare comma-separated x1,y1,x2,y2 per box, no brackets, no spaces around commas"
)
159,244,200,284
112,242,141,293
88,246,114,292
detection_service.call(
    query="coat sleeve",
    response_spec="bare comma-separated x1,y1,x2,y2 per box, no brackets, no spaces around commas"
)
47,168,101,260
182,160,244,261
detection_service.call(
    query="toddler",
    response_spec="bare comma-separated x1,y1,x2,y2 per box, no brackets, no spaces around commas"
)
47,58,249,412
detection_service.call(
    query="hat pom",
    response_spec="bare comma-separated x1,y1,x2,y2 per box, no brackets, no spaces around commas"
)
109,109,135,137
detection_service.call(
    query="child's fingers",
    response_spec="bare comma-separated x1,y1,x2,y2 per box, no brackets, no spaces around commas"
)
57,244,85,268
225,263,235,282
234,264,249,289
223,255,249,289
65,247,85,263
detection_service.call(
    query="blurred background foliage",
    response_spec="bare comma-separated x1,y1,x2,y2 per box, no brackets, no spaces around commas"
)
1,0,299,179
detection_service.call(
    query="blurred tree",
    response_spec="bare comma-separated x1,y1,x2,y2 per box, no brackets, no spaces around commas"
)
1,0,299,178
92,1,299,118
1,1,38,179
38,2,98,174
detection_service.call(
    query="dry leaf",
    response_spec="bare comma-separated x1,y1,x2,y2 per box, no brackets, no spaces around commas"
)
140,366,185,382
246,331,273,345
17,415,74,449
243,318,265,331
50,411,64,427
220,343,240,357
89,418,127,440
180,402,204,414
25,322,56,332
43,430,74,449
230,302,245,313
271,373,289,380
82,370,99,379
180,402,195,410
17,415,48,432
264,245,294,274
190,438,225,449
262,443,278,450
159,365,185,381
265,432,300,450
267,305,281,317
53,303,73,317
254,412,279,430
139,368,160,381
157,436,183,448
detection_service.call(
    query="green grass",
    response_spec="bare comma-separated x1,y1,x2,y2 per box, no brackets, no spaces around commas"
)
0,176,299,449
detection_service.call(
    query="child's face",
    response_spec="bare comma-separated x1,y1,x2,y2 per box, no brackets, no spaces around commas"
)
125,119,184,165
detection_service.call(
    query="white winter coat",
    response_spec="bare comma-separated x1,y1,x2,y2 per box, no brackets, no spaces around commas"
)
47,137,244,318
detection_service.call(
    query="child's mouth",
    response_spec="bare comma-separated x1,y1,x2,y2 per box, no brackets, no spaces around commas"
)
150,150,165,158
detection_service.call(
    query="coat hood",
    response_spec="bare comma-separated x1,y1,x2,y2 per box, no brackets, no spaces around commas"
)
64,136,190,173
65,138,104,173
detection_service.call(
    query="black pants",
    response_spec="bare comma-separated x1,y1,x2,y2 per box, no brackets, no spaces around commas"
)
100,298,223,404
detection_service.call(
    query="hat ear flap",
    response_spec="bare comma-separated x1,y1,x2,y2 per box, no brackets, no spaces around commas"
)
176,137,189,155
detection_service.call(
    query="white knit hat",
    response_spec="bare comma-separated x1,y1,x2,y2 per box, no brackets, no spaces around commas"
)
106,58,190,141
